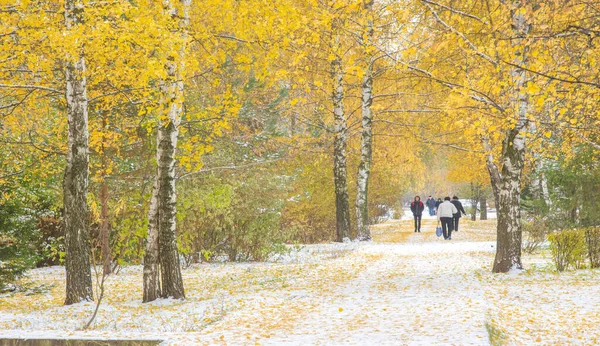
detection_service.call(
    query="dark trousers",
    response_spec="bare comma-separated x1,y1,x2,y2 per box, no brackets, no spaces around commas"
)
453,215,460,232
428,207,435,216
414,215,422,231
440,217,453,239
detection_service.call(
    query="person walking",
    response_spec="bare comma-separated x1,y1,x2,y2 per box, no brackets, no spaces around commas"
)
426,196,436,216
437,196,458,240
410,196,425,232
435,198,442,211
450,196,467,232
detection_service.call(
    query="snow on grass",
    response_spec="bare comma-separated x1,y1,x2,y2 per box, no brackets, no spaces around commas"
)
1,216,599,345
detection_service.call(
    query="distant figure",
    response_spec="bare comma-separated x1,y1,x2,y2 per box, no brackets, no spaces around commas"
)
435,198,442,210
437,196,458,240
426,196,436,216
410,196,425,233
451,196,467,232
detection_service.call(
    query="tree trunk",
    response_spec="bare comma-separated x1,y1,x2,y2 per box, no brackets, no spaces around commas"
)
480,196,487,220
156,114,184,299
331,23,351,242
540,171,551,207
570,197,578,224
355,1,374,242
63,0,93,306
470,182,478,221
290,113,297,137
492,141,525,273
100,182,111,275
100,114,111,275
485,1,530,273
143,0,187,301
143,180,160,302
532,158,551,207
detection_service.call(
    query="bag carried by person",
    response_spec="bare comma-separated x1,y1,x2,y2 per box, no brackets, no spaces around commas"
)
436,222,443,237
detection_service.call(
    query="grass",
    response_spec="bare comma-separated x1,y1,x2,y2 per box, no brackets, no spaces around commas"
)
485,317,508,346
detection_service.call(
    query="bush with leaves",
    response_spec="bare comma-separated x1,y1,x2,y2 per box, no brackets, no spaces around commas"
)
548,229,587,272
0,197,41,289
177,170,289,264
585,227,600,269
522,218,550,254
0,242,37,290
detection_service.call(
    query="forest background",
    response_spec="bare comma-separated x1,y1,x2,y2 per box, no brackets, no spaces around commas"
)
1,0,600,303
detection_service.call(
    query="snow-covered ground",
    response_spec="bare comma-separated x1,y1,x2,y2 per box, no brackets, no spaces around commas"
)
1,216,599,345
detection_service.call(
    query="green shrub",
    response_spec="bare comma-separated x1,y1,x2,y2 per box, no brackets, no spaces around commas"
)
548,229,587,272
585,227,600,269
0,198,44,289
177,174,289,264
522,218,550,254
0,241,37,289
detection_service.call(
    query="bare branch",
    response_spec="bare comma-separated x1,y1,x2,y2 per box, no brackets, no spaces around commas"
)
212,33,251,43
372,119,419,127
0,89,35,112
28,130,66,156
481,135,502,195
381,109,441,113
421,0,485,23
379,50,506,112
0,83,62,94
178,159,280,179
470,94,505,113
502,60,600,89
373,91,442,99
0,170,24,179
423,2,498,66
570,128,600,150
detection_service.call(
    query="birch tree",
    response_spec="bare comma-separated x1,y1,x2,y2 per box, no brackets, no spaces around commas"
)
143,0,189,302
283,0,356,242
402,0,538,272
355,0,375,241
330,16,352,242
63,0,94,305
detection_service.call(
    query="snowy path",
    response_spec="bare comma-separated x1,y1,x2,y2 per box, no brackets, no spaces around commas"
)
263,219,493,345
2,214,600,345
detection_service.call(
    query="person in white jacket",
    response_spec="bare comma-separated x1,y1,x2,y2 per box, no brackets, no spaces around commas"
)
437,196,458,240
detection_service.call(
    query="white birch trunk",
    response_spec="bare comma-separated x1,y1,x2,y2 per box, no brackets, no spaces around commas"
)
355,1,374,241
157,65,185,299
331,22,351,242
63,0,93,305
143,180,160,302
540,171,551,207
143,0,188,302
100,115,111,276
100,182,111,275
489,2,530,273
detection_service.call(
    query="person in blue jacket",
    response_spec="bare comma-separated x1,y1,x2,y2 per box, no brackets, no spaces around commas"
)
426,196,436,216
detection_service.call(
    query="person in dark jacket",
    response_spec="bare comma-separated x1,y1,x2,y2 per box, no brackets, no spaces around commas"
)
435,198,442,210
410,196,425,232
426,196,436,216
450,196,467,232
